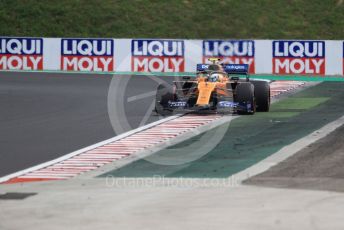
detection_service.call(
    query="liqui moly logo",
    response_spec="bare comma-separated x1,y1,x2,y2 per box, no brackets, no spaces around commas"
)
0,38,43,70
203,40,255,73
131,40,185,72
273,41,325,75
342,42,344,75
61,39,114,72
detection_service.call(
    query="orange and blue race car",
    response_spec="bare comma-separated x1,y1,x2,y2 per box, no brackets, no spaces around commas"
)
155,58,270,115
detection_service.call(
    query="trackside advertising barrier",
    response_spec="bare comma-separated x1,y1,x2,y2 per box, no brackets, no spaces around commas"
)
0,37,43,70
61,39,114,71
131,39,184,72
203,40,255,73
273,41,325,75
0,37,343,76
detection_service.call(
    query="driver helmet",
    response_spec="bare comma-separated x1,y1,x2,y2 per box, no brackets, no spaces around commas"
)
209,73,220,82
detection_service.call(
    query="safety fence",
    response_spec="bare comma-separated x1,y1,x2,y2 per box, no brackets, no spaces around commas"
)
0,37,343,76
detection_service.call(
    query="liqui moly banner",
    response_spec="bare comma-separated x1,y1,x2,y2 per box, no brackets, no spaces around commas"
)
0,37,43,70
273,41,325,75
0,37,343,75
61,39,114,71
203,40,255,73
131,39,185,72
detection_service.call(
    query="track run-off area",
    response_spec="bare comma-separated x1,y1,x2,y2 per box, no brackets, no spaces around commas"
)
1,72,344,230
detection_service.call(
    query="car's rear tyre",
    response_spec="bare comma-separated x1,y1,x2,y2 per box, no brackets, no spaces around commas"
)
252,81,270,112
235,82,255,115
155,84,174,116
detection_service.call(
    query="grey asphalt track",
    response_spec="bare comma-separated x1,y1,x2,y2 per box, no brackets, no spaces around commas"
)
0,72,176,177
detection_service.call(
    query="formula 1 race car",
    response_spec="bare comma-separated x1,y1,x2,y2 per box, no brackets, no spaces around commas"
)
155,58,270,115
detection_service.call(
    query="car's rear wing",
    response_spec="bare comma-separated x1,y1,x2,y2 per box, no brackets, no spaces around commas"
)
223,64,249,75
196,64,210,72
196,63,249,75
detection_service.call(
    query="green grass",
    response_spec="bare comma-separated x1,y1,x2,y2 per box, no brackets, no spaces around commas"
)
0,0,343,39
272,97,330,110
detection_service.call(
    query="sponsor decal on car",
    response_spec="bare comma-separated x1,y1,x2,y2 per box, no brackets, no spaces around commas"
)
273,40,325,75
203,40,255,73
343,41,344,75
131,39,185,72
0,37,43,70
61,39,114,71
218,101,238,108
168,101,187,107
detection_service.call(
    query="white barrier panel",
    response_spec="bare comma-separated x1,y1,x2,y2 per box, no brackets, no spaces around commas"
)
0,37,343,75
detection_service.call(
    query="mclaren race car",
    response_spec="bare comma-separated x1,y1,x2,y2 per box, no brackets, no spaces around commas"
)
155,58,270,115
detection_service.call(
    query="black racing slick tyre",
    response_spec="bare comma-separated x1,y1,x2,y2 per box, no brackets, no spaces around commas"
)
252,81,270,112
155,84,174,116
235,82,255,115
